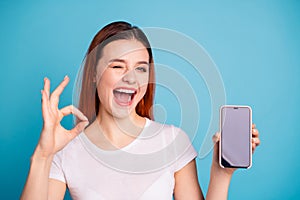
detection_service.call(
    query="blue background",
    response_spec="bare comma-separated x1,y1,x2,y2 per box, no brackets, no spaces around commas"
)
1,0,299,199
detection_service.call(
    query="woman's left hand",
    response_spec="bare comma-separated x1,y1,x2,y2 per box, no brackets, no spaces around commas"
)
251,124,260,153
211,124,261,176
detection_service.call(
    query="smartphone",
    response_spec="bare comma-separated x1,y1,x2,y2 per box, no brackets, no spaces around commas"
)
219,105,252,168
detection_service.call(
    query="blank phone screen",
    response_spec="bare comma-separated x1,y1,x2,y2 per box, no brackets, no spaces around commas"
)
221,106,251,168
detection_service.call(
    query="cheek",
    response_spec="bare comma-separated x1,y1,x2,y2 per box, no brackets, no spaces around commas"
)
141,81,148,92
137,73,149,88
96,73,119,102
137,75,149,98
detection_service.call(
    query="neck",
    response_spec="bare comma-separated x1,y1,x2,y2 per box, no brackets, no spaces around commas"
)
95,109,146,145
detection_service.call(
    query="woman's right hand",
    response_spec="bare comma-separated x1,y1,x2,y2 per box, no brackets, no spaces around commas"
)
34,76,89,159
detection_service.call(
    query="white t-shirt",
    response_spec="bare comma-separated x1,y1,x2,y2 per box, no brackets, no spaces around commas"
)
50,119,197,200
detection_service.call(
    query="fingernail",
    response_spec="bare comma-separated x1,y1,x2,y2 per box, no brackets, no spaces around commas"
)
64,75,69,80
40,90,43,95
44,77,47,82
212,135,217,143
83,116,88,121
84,121,89,127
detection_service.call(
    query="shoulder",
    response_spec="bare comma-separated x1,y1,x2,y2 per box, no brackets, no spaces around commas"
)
144,119,195,154
147,119,191,141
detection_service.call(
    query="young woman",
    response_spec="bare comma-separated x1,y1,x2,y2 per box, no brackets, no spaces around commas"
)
21,21,260,200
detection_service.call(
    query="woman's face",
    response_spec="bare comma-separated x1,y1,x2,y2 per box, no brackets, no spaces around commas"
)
96,39,150,119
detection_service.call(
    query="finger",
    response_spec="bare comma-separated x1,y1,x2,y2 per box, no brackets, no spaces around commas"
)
252,124,256,129
69,121,89,138
212,132,220,143
212,132,220,161
42,78,52,117
252,142,256,152
252,128,259,137
60,105,89,122
44,77,50,99
252,137,261,146
252,138,260,151
41,90,49,118
41,89,54,129
252,137,260,144
50,76,70,107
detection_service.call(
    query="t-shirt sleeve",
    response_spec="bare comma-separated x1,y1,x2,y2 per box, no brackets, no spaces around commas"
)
172,126,198,172
49,151,66,183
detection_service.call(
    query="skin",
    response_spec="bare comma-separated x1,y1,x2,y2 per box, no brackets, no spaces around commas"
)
20,39,260,200
86,40,151,149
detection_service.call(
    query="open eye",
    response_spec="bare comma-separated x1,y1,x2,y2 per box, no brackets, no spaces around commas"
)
136,66,148,73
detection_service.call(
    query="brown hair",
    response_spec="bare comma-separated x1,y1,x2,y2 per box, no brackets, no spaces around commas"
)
74,21,155,124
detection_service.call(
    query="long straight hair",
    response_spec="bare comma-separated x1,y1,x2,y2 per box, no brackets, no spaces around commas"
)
74,21,155,124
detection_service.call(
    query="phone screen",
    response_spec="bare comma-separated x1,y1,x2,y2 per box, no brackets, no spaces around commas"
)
220,106,252,168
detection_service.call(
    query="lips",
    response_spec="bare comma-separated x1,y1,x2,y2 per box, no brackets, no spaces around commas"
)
113,88,137,106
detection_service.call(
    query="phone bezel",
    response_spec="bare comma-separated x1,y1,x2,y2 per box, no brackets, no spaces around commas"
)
219,105,252,169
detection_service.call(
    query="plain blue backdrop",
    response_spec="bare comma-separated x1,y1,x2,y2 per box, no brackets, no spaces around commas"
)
1,0,299,199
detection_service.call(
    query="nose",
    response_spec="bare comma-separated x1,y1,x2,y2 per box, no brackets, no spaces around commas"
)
122,69,136,85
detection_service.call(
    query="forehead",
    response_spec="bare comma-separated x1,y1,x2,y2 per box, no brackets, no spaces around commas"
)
101,39,149,62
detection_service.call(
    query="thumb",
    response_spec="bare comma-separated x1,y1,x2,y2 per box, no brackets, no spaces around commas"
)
212,132,221,162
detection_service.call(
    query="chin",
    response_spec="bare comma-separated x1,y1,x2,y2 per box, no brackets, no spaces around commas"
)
110,102,138,120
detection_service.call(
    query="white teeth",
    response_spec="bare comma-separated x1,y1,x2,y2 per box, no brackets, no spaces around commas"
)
114,88,135,94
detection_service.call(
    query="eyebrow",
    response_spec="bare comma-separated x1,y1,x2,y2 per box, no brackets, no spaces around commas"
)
108,59,149,65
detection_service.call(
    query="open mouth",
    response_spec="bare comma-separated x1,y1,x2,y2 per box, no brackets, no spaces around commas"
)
113,88,137,106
